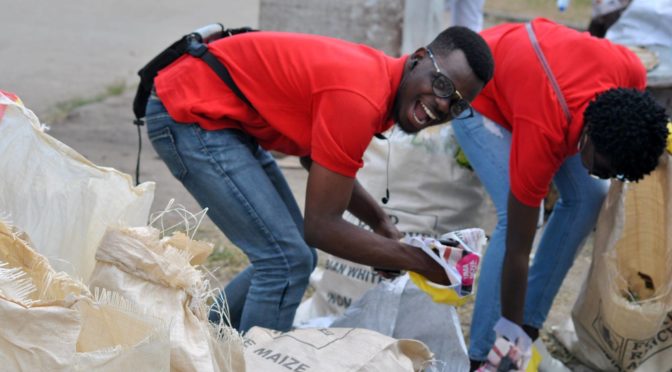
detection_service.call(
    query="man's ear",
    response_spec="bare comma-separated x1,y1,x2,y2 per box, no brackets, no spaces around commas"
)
410,47,427,70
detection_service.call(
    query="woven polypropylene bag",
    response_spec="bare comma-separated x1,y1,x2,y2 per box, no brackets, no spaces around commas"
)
244,326,432,372
0,92,155,280
0,220,170,371
89,226,245,372
558,155,672,371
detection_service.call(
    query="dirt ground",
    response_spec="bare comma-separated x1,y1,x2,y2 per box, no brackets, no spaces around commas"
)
2,1,598,368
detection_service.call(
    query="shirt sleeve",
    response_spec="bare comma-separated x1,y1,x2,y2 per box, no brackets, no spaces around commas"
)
311,89,381,178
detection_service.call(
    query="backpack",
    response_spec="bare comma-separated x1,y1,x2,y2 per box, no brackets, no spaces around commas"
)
131,23,256,183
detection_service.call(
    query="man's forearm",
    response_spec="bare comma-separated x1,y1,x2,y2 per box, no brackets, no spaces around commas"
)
501,249,531,324
346,179,389,230
303,161,446,284
304,213,447,284
302,156,387,230
501,192,540,324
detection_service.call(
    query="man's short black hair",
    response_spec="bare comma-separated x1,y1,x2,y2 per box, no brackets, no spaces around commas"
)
428,26,494,85
585,88,669,182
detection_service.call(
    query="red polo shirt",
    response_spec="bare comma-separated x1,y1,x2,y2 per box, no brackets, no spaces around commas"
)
154,32,406,178
473,18,646,207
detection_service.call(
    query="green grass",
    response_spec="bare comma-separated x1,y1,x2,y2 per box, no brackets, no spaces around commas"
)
46,80,128,123
485,0,593,29
192,226,250,287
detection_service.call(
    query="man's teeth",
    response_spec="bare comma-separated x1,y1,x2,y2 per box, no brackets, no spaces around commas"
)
413,111,427,125
421,102,437,120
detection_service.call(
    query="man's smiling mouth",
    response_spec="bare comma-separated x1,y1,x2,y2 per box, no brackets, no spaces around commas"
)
412,100,437,126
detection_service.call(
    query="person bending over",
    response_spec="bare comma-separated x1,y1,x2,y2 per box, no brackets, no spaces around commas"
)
450,18,668,370
146,26,494,332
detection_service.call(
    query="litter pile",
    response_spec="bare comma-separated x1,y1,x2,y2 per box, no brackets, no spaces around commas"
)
0,91,435,371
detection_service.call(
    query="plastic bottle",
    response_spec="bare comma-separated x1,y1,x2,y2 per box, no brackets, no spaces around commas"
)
557,0,571,12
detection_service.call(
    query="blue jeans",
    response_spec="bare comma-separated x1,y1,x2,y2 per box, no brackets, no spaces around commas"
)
452,112,608,361
145,95,317,333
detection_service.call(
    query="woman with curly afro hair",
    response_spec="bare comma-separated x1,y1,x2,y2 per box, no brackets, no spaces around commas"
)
453,19,670,370
580,87,668,182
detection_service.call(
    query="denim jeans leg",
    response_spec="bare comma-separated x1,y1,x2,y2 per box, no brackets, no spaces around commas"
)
452,113,513,361
523,154,608,327
212,265,253,329
214,149,317,330
209,151,317,329
145,97,315,333
259,151,317,270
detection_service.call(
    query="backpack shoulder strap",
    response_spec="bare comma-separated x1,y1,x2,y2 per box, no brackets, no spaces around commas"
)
133,25,257,123
186,36,254,109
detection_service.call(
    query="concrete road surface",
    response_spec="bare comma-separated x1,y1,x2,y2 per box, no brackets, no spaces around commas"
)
0,0,279,222
0,0,259,117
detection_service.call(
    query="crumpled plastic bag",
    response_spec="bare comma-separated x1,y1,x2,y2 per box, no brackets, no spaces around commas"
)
477,337,542,372
406,228,487,306
332,275,470,371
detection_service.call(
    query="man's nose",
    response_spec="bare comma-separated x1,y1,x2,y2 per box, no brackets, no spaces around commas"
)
434,95,452,117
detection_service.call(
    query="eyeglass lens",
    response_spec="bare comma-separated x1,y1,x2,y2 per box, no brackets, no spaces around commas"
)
426,47,472,118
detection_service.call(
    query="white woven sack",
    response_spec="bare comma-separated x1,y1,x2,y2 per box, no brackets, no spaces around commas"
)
0,219,170,371
89,224,245,372
244,326,432,372
0,92,155,280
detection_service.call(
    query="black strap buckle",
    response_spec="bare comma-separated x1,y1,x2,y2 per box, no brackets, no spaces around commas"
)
186,34,208,57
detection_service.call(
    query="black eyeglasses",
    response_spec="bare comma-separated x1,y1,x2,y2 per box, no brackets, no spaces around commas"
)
578,130,626,181
426,47,474,120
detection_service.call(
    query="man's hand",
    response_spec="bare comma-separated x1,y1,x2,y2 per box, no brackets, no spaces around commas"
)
376,245,450,283
411,246,450,285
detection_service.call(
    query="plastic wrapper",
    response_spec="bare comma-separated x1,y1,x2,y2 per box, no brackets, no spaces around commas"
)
405,228,487,306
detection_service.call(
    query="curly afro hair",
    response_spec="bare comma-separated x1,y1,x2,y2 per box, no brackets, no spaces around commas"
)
585,88,669,182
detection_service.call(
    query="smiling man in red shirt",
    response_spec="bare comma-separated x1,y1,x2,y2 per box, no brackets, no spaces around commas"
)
451,18,669,370
145,27,494,333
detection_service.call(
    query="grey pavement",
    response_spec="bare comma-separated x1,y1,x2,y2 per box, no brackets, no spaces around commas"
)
0,1,309,229
1,0,259,117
